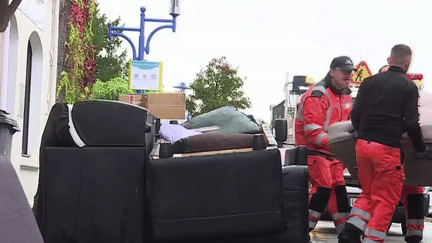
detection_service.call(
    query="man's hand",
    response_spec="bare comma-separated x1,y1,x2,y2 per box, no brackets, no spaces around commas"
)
348,129,357,138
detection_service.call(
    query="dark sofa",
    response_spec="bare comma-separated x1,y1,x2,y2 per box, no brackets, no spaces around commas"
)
37,100,309,243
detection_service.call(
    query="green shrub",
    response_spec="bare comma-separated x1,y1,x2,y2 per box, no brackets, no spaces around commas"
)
92,77,133,100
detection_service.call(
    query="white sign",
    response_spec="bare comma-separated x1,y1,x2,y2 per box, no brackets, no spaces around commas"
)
131,61,163,91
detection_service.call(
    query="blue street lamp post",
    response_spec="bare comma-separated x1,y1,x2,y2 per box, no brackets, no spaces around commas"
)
107,0,180,61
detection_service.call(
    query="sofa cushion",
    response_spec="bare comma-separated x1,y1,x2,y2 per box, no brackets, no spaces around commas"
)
72,100,149,146
283,146,307,166
181,106,261,134
173,133,267,154
147,149,284,241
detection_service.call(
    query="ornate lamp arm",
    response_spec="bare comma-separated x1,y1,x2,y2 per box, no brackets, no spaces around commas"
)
107,2,179,61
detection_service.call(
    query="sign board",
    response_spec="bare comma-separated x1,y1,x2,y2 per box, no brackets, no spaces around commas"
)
305,76,315,84
351,61,372,84
131,61,163,91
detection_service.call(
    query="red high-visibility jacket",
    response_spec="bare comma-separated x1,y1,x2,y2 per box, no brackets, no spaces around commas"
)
295,73,352,154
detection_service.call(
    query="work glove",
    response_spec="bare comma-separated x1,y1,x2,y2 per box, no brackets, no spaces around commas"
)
415,147,432,160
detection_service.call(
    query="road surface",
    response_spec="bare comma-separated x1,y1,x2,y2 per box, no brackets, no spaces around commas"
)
311,218,432,242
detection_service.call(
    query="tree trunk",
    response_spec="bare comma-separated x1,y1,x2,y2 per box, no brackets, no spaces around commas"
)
56,0,69,103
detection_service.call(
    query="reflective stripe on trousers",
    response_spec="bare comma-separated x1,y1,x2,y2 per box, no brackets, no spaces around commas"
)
335,222,345,234
406,218,424,236
309,209,321,229
362,237,379,243
401,186,425,240
406,229,423,237
350,207,371,221
347,216,367,232
364,228,386,243
333,212,349,234
346,207,370,232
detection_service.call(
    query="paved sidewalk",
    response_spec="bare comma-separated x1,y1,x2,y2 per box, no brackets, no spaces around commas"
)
310,218,432,242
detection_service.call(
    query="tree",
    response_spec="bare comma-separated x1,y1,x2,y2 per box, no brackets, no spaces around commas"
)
92,7,128,82
92,77,132,100
187,56,251,117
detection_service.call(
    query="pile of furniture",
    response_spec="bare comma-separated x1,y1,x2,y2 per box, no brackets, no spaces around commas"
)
37,100,310,243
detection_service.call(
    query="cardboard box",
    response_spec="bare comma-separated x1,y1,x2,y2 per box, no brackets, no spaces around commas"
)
146,105,185,119
142,93,186,119
118,94,144,106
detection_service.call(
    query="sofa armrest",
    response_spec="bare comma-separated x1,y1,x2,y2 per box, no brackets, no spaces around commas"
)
0,156,44,243
280,165,309,243
41,147,146,243
235,165,309,243
284,146,307,166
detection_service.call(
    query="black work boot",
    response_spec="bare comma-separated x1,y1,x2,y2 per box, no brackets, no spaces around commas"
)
338,223,362,243
406,235,422,243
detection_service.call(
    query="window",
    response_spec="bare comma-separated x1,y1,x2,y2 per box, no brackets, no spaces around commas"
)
22,41,32,156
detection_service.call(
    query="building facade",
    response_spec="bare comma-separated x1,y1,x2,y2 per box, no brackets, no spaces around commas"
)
270,74,309,143
0,0,60,205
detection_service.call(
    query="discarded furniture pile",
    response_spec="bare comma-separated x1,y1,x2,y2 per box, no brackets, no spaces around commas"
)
36,100,310,243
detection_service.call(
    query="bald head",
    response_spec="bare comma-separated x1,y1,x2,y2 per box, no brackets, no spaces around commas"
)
387,44,412,72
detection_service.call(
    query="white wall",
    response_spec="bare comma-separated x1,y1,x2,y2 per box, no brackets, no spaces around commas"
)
0,0,59,205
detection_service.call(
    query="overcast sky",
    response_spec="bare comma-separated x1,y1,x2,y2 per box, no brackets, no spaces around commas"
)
97,0,432,123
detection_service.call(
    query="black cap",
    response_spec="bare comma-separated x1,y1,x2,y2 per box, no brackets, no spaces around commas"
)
330,56,355,72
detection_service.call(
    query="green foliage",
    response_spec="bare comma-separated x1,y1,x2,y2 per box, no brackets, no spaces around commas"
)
58,71,80,104
57,24,84,104
92,8,128,82
57,0,96,104
92,77,133,100
187,56,252,117
127,59,132,87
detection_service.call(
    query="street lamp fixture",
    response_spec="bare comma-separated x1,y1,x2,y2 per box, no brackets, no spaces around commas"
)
107,1,180,60
170,0,180,16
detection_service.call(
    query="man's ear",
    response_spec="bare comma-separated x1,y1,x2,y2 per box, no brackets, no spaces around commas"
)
404,58,412,71
387,57,391,65
329,69,336,77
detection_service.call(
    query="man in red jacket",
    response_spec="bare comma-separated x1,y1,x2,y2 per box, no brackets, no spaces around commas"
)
338,44,428,243
295,56,355,235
